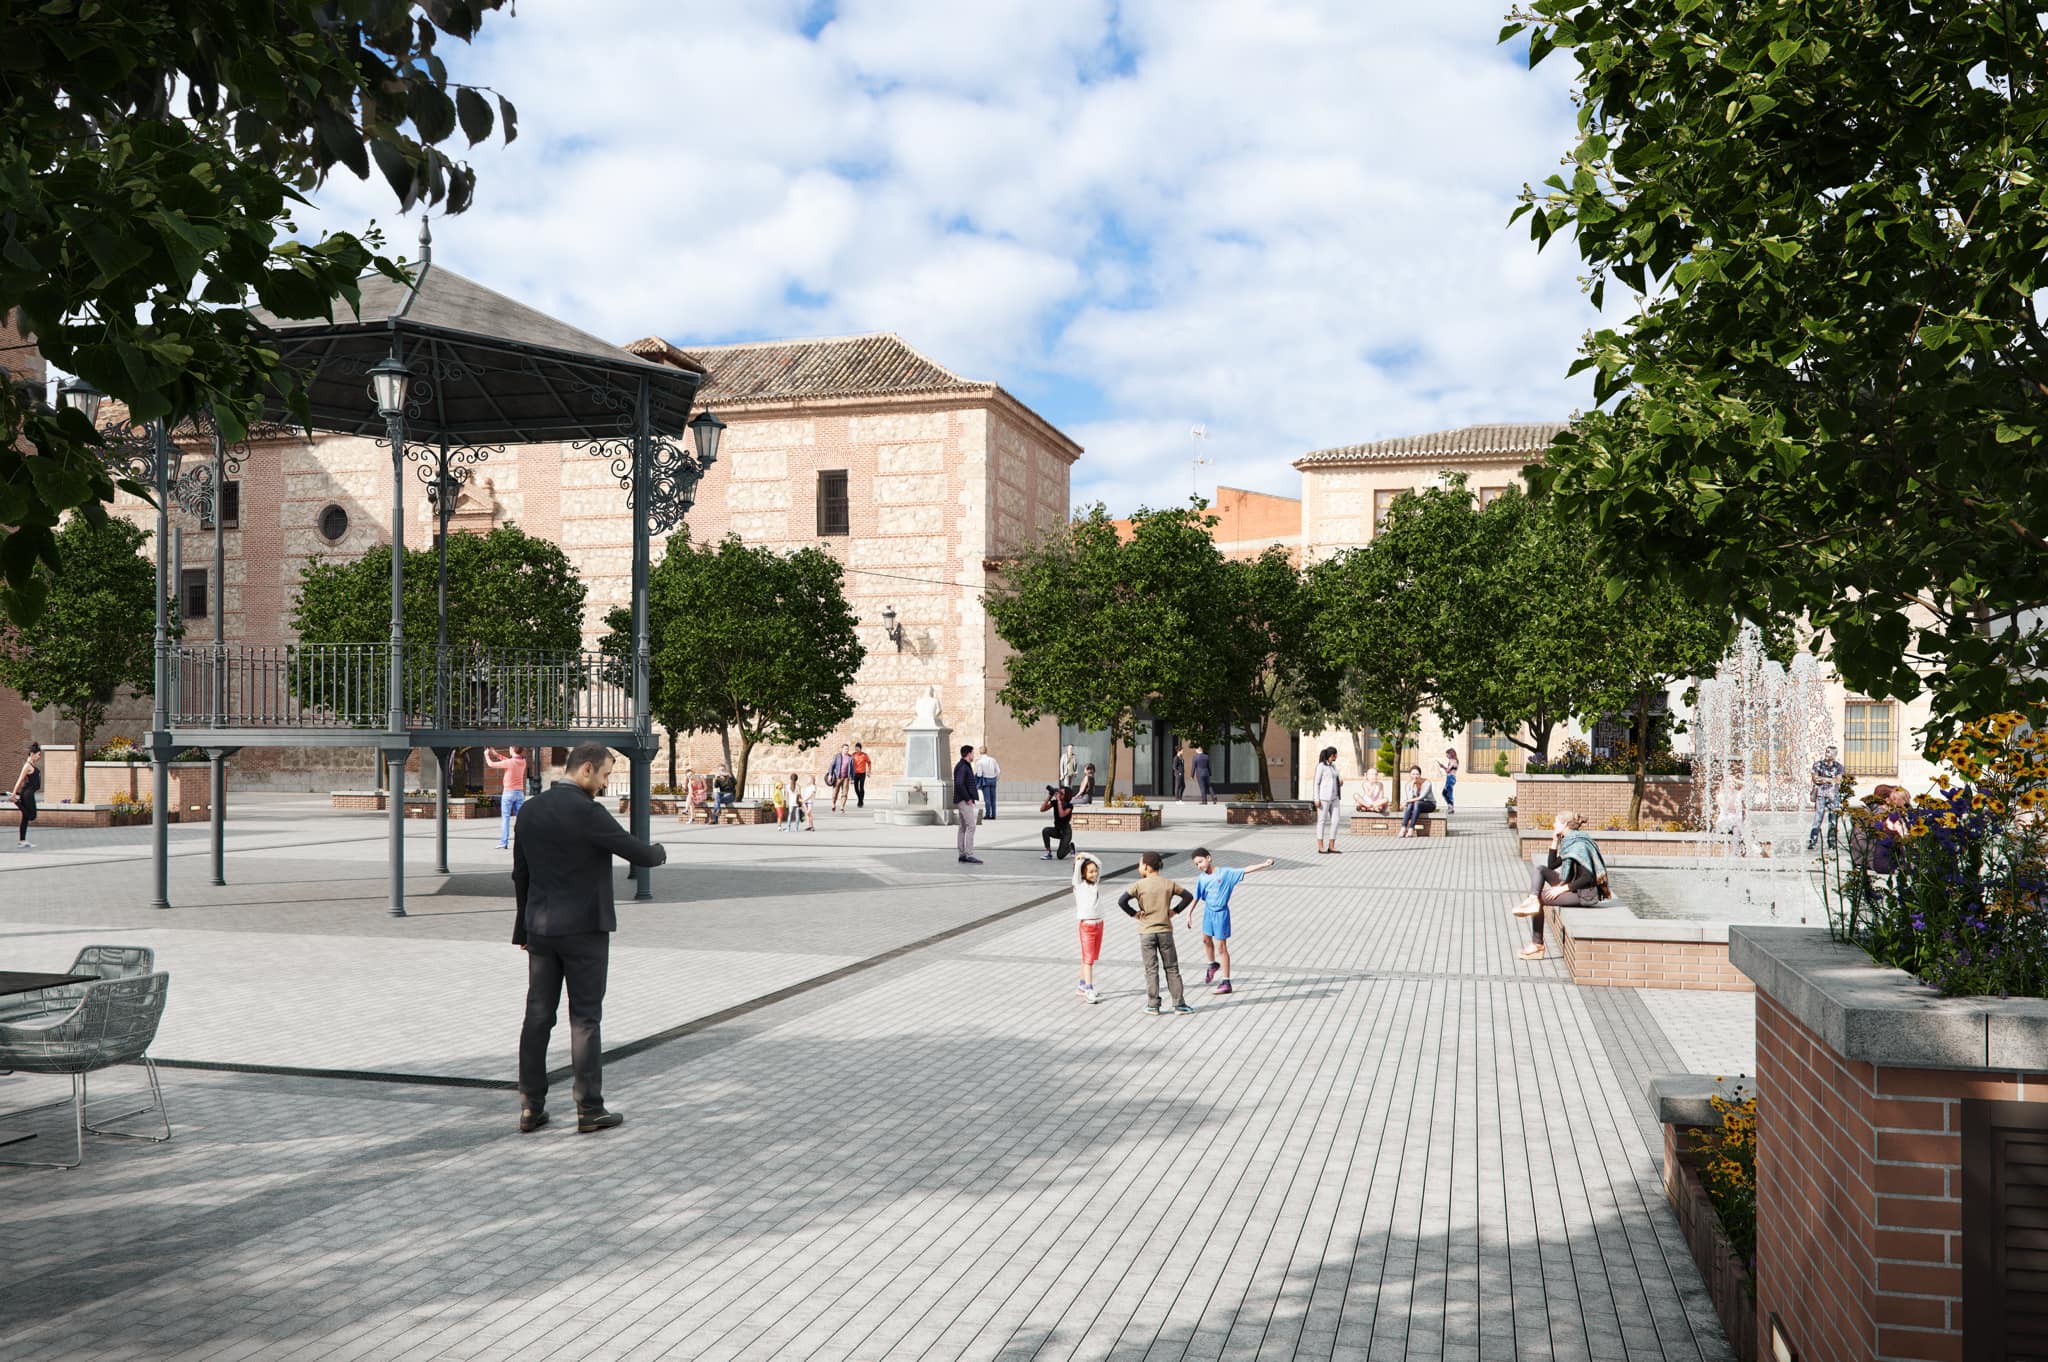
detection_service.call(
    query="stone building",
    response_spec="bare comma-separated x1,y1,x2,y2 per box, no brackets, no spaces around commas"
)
1293,421,1936,797
2,329,1082,795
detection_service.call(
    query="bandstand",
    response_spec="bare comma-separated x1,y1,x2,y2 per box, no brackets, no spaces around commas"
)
60,231,718,915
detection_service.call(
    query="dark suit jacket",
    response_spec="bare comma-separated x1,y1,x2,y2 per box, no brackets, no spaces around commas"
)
511,782,669,945
952,758,979,805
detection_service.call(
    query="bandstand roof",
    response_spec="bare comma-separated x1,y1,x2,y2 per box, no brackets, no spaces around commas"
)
248,259,701,445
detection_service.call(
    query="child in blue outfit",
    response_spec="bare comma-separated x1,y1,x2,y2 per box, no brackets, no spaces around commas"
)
1188,847,1275,995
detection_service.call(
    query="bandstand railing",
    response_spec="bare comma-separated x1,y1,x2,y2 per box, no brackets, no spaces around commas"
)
166,643,633,731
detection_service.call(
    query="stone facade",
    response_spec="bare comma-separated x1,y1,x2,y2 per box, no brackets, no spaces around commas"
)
3,333,1081,793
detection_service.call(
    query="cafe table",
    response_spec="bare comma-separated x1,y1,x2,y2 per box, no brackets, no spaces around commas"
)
0,972,96,1148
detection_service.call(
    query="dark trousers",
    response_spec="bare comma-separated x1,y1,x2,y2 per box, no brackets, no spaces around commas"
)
1140,931,1185,1007
852,773,866,807
1196,774,1213,804
519,930,610,1115
16,792,33,839
1042,819,1073,858
1172,769,1185,799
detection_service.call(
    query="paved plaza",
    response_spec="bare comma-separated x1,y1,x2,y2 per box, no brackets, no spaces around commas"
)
1,799,1747,1361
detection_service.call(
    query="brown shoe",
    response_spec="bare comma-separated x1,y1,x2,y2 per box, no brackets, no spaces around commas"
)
577,1109,625,1134
519,1107,549,1133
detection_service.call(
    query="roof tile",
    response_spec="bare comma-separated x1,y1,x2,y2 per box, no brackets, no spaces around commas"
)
627,333,992,405
1295,421,1568,469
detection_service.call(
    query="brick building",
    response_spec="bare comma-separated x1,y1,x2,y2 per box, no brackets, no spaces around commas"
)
0,314,43,761
2,329,1082,795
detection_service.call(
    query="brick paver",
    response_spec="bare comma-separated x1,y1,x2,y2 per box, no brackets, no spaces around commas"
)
0,804,1740,1360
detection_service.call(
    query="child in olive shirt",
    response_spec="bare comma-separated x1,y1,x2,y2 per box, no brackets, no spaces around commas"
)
1118,850,1195,1015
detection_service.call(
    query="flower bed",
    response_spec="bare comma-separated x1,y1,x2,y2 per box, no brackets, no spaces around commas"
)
1823,711,2048,998
1650,1078,1757,1362
1226,801,1315,826
1513,772,1697,831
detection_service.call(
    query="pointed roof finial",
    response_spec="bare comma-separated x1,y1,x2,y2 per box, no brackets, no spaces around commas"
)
419,214,433,267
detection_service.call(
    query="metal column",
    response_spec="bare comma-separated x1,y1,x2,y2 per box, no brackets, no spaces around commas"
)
147,421,171,910
434,443,451,875
209,424,228,886
433,747,452,875
629,380,654,900
386,406,408,917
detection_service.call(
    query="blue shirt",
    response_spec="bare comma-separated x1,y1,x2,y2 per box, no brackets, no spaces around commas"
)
1195,867,1246,913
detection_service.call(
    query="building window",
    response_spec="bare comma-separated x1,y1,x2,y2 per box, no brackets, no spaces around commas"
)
1469,718,1525,774
1359,724,1419,775
816,470,850,537
1373,489,1401,531
317,503,349,544
201,479,240,529
1478,485,1510,509
1844,699,1898,777
179,568,208,620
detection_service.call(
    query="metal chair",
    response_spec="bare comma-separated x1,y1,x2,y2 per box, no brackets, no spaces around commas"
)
0,945,155,1025
0,972,171,1169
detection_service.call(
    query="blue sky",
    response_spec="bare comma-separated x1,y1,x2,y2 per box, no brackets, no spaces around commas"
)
312,0,1595,514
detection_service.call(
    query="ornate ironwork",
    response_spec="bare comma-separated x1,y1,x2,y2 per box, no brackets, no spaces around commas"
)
571,435,706,536
168,463,215,517
93,422,169,487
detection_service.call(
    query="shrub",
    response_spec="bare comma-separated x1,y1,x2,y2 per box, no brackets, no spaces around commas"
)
109,792,152,815
1493,751,1510,777
91,738,143,762
1696,1081,1757,1273
1824,712,2048,998
1105,793,1150,809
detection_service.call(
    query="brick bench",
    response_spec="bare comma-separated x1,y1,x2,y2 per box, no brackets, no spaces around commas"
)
1349,812,1448,837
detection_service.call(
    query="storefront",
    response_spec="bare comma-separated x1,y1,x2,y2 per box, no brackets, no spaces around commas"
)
1055,714,1295,798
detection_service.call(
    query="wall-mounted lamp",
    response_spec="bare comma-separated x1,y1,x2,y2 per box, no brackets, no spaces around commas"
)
881,604,904,651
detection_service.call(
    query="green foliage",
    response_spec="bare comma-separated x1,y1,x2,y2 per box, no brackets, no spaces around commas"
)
1375,732,1399,778
292,523,585,653
1209,545,1324,799
990,503,1236,799
627,536,864,793
0,1,517,627
1493,751,1510,778
0,515,160,802
1510,0,2048,732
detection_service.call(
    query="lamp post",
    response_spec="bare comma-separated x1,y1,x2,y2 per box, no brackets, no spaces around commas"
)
881,604,904,652
369,355,412,917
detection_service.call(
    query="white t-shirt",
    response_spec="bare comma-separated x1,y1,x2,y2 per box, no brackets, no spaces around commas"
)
801,781,819,808
1072,861,1104,922
975,754,1000,780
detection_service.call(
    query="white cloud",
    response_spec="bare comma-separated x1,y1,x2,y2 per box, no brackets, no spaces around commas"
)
295,0,1596,509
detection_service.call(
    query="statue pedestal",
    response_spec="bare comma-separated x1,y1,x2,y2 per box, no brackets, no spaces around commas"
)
876,691,953,826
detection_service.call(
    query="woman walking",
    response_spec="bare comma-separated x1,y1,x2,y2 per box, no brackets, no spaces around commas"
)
1313,746,1343,854
10,741,42,850
1512,811,1608,959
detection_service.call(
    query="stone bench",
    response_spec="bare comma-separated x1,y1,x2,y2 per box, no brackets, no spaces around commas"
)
1349,812,1448,837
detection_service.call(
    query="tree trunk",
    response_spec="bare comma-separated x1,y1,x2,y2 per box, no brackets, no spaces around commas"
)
1629,687,1652,829
1349,728,1369,777
1104,723,1121,803
74,714,89,805
718,724,734,779
665,725,678,792
1251,717,1272,800
734,731,756,800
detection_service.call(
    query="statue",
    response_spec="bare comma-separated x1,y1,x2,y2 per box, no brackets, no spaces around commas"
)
910,687,944,729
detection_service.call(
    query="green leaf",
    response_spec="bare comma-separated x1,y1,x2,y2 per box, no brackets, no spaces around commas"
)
455,86,493,146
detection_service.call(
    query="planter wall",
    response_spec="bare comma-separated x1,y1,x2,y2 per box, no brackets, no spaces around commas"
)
1226,803,1316,826
0,801,183,828
1547,903,1751,991
331,791,501,819
1517,829,1731,862
617,796,683,816
1350,812,1447,837
1513,773,1696,832
1070,807,1162,833
1733,926,2048,1362
80,761,212,814
1650,1078,1759,1362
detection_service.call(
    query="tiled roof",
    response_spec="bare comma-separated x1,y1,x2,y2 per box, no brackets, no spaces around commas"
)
1294,421,1569,469
624,333,993,405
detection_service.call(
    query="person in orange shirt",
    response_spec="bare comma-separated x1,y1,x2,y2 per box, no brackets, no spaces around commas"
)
850,742,872,808
485,747,529,849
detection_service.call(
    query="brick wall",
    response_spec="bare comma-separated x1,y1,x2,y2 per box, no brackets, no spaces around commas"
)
1663,1124,1759,1362
1558,930,1752,991
1515,774,1697,831
1754,992,2046,1362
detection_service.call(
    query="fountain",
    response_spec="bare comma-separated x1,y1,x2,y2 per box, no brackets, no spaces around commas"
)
1689,621,1837,861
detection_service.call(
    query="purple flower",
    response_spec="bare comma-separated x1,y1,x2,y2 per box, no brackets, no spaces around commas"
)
1910,913,1926,931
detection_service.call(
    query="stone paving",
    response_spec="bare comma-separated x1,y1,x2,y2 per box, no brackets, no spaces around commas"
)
0,799,1744,1360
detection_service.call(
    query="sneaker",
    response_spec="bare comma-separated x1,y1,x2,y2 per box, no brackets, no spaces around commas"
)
1144,1004,1161,1016
1076,980,1089,998
1086,986,1100,1004
1174,1003,1195,1015
1204,962,1219,984
1042,852,1055,861
576,1109,625,1134
1215,981,1233,995
15,842,29,850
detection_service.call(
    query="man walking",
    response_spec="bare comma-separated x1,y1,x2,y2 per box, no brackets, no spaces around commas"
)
828,744,853,812
1191,745,1214,804
953,743,983,864
512,742,670,1135
975,747,1001,820
851,742,872,808
485,746,527,850
1808,744,1846,851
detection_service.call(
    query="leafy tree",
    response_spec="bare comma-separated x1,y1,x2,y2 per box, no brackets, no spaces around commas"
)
633,536,862,795
1212,545,1327,798
991,503,1228,799
1584,578,1733,827
291,522,585,727
598,587,724,792
1510,1,2048,731
0,517,159,803
2,1,517,627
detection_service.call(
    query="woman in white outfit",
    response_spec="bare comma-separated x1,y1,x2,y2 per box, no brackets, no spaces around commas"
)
1313,746,1344,854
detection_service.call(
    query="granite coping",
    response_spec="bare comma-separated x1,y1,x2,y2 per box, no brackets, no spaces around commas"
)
1515,773,1694,783
1730,925,2048,1072
1647,1074,1753,1129
1559,905,1732,944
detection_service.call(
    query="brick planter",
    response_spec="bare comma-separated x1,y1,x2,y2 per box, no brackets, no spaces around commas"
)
686,803,777,826
84,760,212,815
1350,812,1447,837
331,792,500,819
1732,926,2048,1362
1513,773,1696,831
0,801,183,827
1226,802,1316,826
1548,903,1751,991
1070,807,1162,833
1517,829,1729,862
1650,1078,1759,1362
616,796,683,816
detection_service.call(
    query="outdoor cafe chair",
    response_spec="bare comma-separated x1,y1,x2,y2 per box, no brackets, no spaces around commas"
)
0,972,172,1170
0,944,155,1025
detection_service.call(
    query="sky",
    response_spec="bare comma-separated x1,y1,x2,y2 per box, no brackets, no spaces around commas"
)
307,0,1596,514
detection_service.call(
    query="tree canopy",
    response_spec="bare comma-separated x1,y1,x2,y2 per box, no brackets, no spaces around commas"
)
631,536,864,794
1209,545,1325,798
0,515,159,802
2,0,516,627
1510,0,2048,729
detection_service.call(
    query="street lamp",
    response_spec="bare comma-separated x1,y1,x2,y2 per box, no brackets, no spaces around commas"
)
55,376,104,423
370,353,413,917
881,604,904,651
688,408,725,466
368,357,412,419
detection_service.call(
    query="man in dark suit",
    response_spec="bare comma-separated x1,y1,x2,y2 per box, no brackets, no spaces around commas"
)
952,743,982,865
512,742,669,1134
